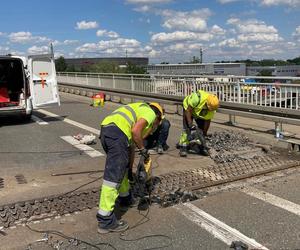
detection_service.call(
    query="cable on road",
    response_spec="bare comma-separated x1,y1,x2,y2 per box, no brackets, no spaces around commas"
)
25,223,117,250
118,158,173,250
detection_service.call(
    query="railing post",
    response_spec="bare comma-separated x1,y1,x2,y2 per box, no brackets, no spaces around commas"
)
275,121,283,138
113,74,116,89
98,74,101,87
86,74,88,85
131,75,134,91
237,82,241,103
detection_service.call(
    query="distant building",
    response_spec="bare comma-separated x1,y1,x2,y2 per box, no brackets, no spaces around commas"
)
146,63,300,77
63,57,149,71
146,63,246,76
247,65,300,77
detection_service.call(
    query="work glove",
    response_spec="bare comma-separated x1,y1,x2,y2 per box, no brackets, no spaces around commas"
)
139,148,149,160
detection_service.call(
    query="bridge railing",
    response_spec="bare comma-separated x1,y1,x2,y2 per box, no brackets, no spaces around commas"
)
57,72,300,111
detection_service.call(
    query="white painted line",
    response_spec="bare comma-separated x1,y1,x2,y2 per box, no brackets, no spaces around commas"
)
176,203,268,249
37,109,100,135
31,115,49,125
61,136,103,158
242,187,300,216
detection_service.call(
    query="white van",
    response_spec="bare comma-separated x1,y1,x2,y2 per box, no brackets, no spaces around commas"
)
0,54,60,119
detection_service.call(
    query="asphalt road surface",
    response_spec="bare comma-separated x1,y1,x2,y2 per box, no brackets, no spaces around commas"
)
0,92,299,250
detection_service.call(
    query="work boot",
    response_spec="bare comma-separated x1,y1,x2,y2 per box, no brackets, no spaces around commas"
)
97,220,129,234
157,144,163,154
117,195,138,211
162,144,169,151
179,146,187,157
201,147,210,156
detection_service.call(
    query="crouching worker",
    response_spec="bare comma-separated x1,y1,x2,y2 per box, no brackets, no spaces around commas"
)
144,103,170,154
179,90,219,157
97,102,162,234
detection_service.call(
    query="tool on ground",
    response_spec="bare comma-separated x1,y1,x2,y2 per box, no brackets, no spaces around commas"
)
189,127,210,156
135,150,152,210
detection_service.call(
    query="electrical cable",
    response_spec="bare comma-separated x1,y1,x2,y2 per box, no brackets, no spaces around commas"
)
25,224,117,250
118,162,173,250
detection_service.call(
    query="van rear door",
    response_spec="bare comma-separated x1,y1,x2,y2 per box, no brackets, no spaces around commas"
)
28,54,60,108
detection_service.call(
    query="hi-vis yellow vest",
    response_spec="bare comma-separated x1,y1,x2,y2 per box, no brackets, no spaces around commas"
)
183,90,215,120
101,103,156,142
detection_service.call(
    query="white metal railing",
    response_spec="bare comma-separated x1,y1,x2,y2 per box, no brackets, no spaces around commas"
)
57,72,300,111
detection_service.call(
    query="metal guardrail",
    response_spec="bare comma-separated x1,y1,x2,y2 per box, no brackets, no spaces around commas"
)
57,72,300,136
57,72,300,111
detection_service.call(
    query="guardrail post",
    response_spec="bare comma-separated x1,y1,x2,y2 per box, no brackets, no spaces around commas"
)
86,74,88,85
228,115,236,125
275,121,283,138
113,75,116,89
131,75,134,91
98,74,101,87
237,82,241,103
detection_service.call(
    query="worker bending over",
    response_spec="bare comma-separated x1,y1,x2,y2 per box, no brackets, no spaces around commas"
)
97,102,163,234
179,90,219,157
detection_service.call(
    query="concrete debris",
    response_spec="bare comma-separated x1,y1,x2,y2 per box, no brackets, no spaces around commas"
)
73,134,96,145
206,131,258,163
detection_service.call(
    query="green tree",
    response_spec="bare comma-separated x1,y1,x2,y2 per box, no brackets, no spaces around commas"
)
89,61,120,73
125,62,146,74
55,56,67,71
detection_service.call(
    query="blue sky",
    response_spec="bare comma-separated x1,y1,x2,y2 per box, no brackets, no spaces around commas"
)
0,0,299,63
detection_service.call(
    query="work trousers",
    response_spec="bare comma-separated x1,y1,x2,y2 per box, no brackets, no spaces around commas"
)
97,125,130,229
144,118,170,149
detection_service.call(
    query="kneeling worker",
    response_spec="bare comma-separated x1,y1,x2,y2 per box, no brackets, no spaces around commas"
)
179,90,219,157
97,102,163,233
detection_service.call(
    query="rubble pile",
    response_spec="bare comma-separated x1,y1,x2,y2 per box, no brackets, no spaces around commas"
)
206,131,256,163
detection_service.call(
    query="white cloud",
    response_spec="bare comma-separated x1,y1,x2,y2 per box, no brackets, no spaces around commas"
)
126,0,172,4
76,38,141,54
76,21,98,30
8,31,51,44
227,18,277,33
96,29,119,38
237,33,283,42
218,0,241,3
219,38,243,48
63,40,80,45
27,45,50,54
160,9,211,32
211,25,226,35
226,18,283,44
151,31,213,44
292,26,300,41
261,0,300,7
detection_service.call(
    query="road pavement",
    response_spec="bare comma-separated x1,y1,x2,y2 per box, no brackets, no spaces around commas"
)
0,92,299,249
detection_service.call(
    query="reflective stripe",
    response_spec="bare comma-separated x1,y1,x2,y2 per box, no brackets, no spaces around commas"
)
195,92,201,107
123,105,137,122
111,111,133,126
103,180,119,188
98,209,112,216
109,104,138,127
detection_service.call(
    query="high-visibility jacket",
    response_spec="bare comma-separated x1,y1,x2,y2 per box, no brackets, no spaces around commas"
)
101,103,156,143
183,90,215,120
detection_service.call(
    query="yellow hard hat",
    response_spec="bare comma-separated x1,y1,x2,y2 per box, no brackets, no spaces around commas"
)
206,94,219,111
149,102,163,119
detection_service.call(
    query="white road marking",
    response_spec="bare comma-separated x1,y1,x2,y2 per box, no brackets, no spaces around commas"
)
61,136,103,158
31,115,48,125
242,186,300,216
37,109,100,135
176,203,268,249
